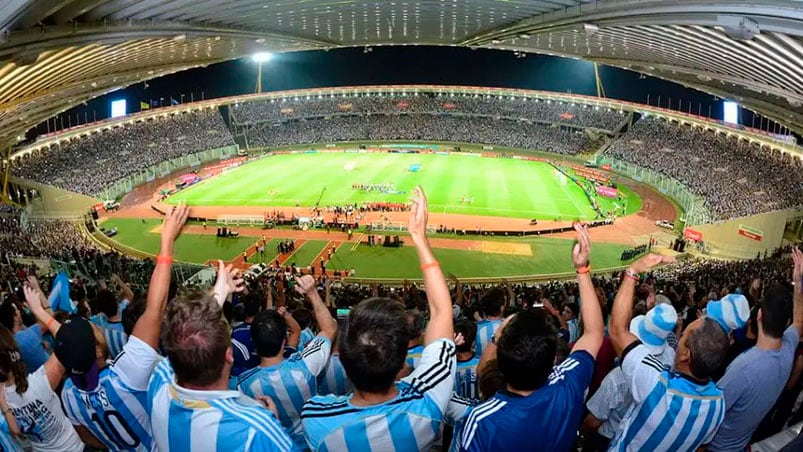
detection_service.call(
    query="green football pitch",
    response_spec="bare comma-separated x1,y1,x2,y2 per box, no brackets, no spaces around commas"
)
166,152,641,220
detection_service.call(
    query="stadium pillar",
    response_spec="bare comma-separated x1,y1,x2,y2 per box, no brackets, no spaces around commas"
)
1,146,11,204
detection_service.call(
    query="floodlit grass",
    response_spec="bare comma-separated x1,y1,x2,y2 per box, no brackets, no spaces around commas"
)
100,218,634,278
166,152,641,220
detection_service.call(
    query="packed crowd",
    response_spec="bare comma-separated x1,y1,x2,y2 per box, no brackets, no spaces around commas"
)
0,191,801,451
605,116,803,219
12,111,235,196
247,115,599,156
231,94,627,131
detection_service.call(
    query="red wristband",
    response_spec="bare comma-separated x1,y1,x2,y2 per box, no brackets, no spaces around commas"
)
421,261,440,271
157,255,173,265
46,317,55,331
624,269,640,282
575,264,591,274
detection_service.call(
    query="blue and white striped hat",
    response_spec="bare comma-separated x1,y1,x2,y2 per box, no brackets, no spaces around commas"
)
706,293,750,332
630,303,678,354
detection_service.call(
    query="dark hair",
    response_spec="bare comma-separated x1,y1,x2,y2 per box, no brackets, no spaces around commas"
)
243,297,262,319
161,293,231,387
232,304,246,323
251,310,287,358
478,359,505,401
96,289,119,318
480,289,504,317
0,301,16,331
293,308,313,330
759,284,792,339
497,309,558,391
404,310,426,342
0,326,27,394
455,318,477,354
121,298,147,336
563,303,579,319
688,318,729,380
339,298,408,393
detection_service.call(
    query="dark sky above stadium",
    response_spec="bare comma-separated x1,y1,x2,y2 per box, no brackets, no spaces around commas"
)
44,46,752,136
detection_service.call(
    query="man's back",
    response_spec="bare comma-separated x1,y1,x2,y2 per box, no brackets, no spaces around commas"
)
238,336,331,445
710,326,797,451
454,357,480,400
302,338,456,452
459,350,594,451
475,319,502,357
148,360,293,452
62,336,158,451
231,322,258,377
610,344,725,452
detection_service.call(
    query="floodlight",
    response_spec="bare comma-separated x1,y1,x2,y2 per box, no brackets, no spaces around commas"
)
252,52,273,63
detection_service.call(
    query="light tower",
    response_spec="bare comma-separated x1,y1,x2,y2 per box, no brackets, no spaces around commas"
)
252,52,273,93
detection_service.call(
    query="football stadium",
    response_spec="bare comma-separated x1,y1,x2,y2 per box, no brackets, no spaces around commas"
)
1,1,803,451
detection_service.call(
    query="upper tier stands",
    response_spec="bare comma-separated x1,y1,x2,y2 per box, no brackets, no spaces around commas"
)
230,95,626,131
12,110,235,197
604,116,803,220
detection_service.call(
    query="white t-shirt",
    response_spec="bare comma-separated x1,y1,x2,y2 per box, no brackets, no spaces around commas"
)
4,366,84,452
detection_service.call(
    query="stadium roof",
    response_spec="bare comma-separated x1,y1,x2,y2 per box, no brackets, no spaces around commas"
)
1,0,803,149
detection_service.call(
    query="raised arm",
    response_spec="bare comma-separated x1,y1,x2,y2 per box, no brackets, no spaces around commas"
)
111,273,134,305
408,186,453,344
23,285,60,336
280,306,301,348
295,275,336,341
609,253,675,356
570,224,604,358
792,247,803,336
212,261,245,308
134,203,189,349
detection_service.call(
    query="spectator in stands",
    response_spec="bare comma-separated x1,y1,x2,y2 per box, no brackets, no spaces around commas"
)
238,274,336,448
475,291,505,358
294,308,315,351
404,309,426,371
58,203,188,451
230,296,263,378
583,303,678,451
454,318,480,400
459,224,604,451
0,282,51,373
710,251,802,452
148,259,293,451
608,253,730,451
301,186,457,451
2,285,83,451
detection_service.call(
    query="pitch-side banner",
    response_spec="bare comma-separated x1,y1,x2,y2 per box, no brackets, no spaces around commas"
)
684,228,703,241
596,186,618,198
737,224,763,242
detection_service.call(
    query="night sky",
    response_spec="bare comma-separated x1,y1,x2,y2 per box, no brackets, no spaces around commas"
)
41,46,748,137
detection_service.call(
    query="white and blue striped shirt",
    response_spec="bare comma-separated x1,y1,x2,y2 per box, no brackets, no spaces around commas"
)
148,359,294,452
238,336,331,447
62,336,160,451
474,319,502,358
0,417,23,452
299,328,316,352
454,357,480,401
609,342,725,452
317,353,352,396
102,326,129,360
301,338,456,452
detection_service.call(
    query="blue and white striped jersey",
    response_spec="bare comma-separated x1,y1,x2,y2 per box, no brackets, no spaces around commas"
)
0,417,23,452
301,338,456,452
454,357,480,401
317,353,352,396
148,359,294,452
299,328,316,352
62,336,160,451
238,336,331,447
405,345,424,370
474,319,502,358
609,342,725,452
101,326,129,360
